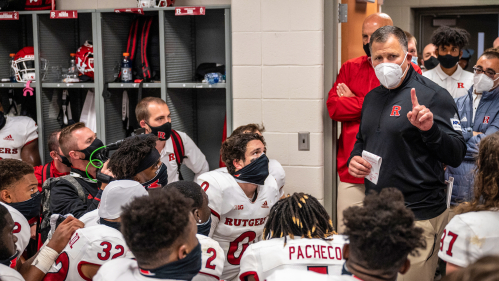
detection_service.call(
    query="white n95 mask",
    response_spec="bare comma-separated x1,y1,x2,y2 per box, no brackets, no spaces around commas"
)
474,73,499,93
374,53,409,89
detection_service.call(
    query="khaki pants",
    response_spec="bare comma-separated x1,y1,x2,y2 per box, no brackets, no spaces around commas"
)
398,209,450,281
336,181,365,233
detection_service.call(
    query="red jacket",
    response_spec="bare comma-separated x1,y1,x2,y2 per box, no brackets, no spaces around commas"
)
327,56,422,184
34,160,69,192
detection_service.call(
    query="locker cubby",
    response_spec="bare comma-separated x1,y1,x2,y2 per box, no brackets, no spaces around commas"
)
100,11,161,85
38,12,94,84
0,14,33,82
40,88,94,161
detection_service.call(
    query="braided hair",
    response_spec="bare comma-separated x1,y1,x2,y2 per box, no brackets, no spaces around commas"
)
263,192,335,245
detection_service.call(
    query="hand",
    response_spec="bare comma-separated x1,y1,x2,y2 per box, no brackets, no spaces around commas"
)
47,216,84,253
100,161,114,190
337,83,355,98
348,156,372,178
473,131,483,136
407,88,433,131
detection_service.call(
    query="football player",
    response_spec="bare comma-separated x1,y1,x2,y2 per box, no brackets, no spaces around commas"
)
43,180,147,280
80,134,167,227
343,188,426,281
0,203,83,281
166,180,225,281
197,133,280,280
93,189,201,281
0,159,39,261
217,124,285,192
439,133,499,274
239,193,346,280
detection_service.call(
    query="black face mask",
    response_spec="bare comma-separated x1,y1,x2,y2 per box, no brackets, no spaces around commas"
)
59,154,72,168
8,192,42,221
233,154,270,186
0,250,18,268
0,111,6,131
100,218,121,232
147,122,171,141
142,163,168,190
438,54,460,69
424,56,439,71
78,138,105,161
363,43,371,57
197,215,212,236
139,242,202,280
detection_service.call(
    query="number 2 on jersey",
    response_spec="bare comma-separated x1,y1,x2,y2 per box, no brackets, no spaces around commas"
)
97,241,125,261
206,248,217,269
227,231,256,265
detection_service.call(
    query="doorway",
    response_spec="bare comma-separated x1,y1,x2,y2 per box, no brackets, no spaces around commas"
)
414,6,499,70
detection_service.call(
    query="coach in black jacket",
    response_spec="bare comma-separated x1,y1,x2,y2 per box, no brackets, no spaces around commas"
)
347,26,465,281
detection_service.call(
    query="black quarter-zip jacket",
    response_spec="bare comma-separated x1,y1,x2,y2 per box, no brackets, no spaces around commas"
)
348,65,466,220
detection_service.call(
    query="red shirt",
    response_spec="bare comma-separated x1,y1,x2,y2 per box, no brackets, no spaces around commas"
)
34,160,69,192
327,56,421,184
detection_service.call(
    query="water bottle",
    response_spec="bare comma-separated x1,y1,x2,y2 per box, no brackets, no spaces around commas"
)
68,53,77,79
121,53,132,83
9,53,16,82
204,72,223,85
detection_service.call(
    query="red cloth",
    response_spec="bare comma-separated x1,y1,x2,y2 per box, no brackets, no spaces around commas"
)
327,56,422,184
34,160,69,192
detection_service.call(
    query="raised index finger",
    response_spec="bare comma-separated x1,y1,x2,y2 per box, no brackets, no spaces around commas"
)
411,88,419,109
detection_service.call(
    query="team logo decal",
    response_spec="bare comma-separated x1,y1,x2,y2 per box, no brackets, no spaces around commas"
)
261,201,269,208
483,116,490,124
390,105,401,117
140,269,155,276
3,135,14,141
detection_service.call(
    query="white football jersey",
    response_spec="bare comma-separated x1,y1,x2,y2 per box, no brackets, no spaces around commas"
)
438,210,499,267
239,235,347,280
94,258,183,281
194,234,225,281
79,209,99,228
43,225,132,281
0,202,30,260
196,170,280,280
0,264,25,281
0,116,38,160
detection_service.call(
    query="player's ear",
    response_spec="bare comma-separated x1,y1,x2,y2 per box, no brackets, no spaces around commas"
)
69,150,82,161
233,159,244,171
0,189,12,203
343,244,349,260
399,257,411,274
139,120,146,128
178,243,188,260
193,209,201,223
49,151,58,161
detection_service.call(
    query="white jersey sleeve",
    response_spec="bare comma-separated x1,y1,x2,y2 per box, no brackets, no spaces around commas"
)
438,211,499,267
193,234,225,281
23,117,38,145
239,244,259,280
196,172,224,220
0,202,30,259
0,264,25,281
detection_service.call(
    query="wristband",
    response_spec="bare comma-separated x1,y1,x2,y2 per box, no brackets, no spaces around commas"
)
32,246,59,274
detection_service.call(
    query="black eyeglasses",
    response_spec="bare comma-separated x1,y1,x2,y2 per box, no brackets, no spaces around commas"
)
473,66,497,78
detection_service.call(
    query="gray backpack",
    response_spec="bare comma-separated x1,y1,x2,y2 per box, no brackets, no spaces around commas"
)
40,175,86,242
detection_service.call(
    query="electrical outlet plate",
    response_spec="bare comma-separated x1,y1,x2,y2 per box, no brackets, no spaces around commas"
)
298,132,310,151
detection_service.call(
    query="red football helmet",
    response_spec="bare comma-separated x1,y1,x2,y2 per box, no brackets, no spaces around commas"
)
76,41,94,79
12,47,36,82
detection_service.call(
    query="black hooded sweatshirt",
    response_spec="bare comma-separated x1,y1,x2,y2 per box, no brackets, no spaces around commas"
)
348,65,466,220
